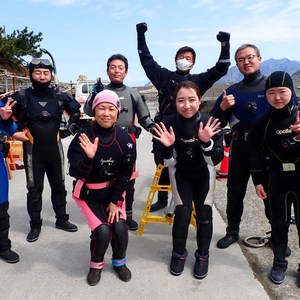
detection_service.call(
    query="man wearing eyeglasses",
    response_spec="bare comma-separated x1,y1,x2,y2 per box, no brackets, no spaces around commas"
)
211,44,270,249
6,58,81,243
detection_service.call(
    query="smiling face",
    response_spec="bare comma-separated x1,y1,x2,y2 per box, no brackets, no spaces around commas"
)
31,68,52,83
107,59,128,84
175,87,201,118
94,102,119,128
266,87,292,109
236,46,262,76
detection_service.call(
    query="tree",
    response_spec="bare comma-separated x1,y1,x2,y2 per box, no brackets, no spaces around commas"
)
0,26,43,71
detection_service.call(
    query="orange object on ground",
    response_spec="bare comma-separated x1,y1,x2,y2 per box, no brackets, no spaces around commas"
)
217,146,230,181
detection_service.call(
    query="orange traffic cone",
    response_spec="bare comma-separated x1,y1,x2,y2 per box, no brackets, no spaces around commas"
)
217,146,229,181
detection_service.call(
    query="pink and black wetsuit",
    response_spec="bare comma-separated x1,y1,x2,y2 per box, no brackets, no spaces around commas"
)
68,122,136,269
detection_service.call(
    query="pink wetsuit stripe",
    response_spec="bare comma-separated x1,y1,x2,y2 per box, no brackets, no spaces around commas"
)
73,179,86,198
72,195,103,230
90,261,104,269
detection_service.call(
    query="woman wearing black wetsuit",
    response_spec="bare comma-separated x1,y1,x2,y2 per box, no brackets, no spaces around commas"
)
248,71,300,286
153,81,224,279
68,90,136,286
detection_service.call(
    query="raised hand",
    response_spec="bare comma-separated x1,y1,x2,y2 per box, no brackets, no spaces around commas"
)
0,97,16,120
79,133,99,159
198,117,221,143
136,22,148,34
152,122,175,147
290,111,300,133
216,31,230,43
220,90,235,111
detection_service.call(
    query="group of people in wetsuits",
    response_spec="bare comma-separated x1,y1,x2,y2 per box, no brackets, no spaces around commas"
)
0,22,300,289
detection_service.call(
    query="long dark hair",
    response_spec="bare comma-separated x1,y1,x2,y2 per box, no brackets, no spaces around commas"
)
173,81,201,101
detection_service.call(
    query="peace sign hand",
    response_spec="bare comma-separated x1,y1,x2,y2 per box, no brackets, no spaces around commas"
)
79,133,99,159
290,111,300,133
0,97,16,120
198,117,221,143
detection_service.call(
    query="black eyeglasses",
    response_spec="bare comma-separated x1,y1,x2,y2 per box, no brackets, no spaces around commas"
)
236,54,257,64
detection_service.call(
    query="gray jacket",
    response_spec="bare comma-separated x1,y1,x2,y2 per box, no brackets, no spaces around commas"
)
84,83,154,131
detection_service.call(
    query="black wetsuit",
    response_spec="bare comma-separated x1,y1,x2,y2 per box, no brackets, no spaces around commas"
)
248,99,300,265
84,82,154,222
138,32,230,203
9,86,80,230
157,112,223,257
68,123,136,266
211,71,270,233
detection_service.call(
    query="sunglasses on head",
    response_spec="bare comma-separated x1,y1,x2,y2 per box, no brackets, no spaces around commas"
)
30,58,52,67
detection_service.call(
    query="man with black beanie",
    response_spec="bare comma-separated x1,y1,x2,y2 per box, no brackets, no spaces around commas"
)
136,22,230,212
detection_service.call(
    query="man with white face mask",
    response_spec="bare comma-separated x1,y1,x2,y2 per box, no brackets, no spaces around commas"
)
136,22,230,211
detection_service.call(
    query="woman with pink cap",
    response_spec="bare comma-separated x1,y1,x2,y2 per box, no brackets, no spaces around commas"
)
68,90,136,286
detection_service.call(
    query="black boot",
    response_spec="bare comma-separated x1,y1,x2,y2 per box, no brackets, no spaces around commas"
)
26,228,41,243
0,249,19,263
150,191,168,212
113,265,132,282
126,212,138,231
87,268,102,286
170,249,188,276
56,219,78,232
194,251,209,279
269,244,288,285
269,259,287,284
0,229,19,263
217,230,239,249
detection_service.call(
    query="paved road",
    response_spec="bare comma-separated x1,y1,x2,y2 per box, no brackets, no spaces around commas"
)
1,131,271,300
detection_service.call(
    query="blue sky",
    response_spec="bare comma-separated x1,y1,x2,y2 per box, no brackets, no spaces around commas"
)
2,0,300,86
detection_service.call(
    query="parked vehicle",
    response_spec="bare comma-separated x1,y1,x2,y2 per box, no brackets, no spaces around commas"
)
75,79,95,124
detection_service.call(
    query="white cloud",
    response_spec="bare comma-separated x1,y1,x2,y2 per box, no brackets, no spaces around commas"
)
139,4,162,18
247,0,272,13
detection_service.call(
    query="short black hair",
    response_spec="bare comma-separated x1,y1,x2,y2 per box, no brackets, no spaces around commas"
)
235,44,261,62
175,46,196,63
173,80,201,101
107,54,128,71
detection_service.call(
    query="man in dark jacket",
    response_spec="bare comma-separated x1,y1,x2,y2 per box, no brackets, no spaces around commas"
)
136,22,230,211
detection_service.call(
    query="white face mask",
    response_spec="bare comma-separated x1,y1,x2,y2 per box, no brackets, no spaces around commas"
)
176,58,193,71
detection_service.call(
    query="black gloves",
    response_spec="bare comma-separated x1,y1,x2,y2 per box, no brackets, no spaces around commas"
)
148,123,155,134
136,22,148,35
216,31,230,43
59,123,80,139
92,79,104,94
68,123,80,135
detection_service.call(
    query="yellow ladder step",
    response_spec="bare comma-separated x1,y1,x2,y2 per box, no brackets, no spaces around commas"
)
137,164,196,236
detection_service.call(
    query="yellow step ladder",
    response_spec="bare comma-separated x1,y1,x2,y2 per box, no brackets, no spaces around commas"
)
137,164,197,236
